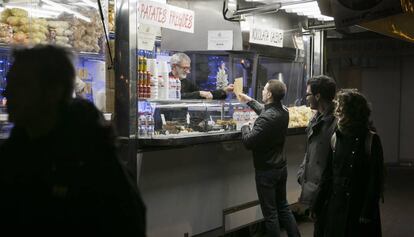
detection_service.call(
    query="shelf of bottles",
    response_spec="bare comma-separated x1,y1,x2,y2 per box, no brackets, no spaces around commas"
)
137,49,181,101
137,49,181,138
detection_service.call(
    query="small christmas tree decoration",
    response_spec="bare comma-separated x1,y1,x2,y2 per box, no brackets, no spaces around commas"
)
216,61,228,90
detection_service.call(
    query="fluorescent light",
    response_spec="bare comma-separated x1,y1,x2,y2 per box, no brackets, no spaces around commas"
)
228,2,237,8
4,6,60,17
285,7,320,14
296,9,322,16
80,0,98,9
41,0,91,22
281,1,334,22
281,1,319,10
73,2,91,7
307,14,334,21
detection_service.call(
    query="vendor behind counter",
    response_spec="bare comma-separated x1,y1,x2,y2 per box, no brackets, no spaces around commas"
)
170,53,233,99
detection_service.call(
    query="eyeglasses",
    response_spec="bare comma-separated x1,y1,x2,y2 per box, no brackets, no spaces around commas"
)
177,65,191,71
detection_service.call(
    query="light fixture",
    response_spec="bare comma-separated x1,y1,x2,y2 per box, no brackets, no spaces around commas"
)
41,0,91,22
80,0,98,9
3,5,60,18
281,1,319,10
281,1,333,22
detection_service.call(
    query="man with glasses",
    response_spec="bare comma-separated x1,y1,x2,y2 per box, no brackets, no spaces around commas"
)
170,53,233,99
297,75,337,236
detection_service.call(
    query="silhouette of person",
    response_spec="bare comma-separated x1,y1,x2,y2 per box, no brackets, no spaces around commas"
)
0,45,146,236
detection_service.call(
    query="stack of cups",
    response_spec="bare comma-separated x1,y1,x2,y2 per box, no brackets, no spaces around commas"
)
158,61,169,100
147,59,159,99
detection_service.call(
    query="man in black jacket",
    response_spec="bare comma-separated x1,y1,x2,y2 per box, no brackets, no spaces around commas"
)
239,79,300,237
296,75,336,237
0,45,146,236
170,52,233,99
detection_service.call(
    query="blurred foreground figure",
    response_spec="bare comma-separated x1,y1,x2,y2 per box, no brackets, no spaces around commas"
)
0,45,146,236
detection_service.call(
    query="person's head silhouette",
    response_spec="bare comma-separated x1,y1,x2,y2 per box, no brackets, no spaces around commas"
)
5,45,75,138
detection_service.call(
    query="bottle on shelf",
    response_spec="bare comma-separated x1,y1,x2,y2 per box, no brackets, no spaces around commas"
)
142,57,147,72
137,71,142,99
158,75,166,100
168,75,173,100
146,113,154,136
175,77,181,100
163,73,170,100
138,112,148,138
138,57,144,72
142,72,147,99
150,75,159,99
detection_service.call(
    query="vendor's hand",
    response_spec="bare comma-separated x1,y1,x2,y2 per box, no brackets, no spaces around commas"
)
237,93,253,103
224,84,234,93
200,91,213,99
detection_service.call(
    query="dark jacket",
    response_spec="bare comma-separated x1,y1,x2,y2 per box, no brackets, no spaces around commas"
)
180,78,227,100
315,129,384,237
297,104,337,208
241,100,289,170
0,99,146,236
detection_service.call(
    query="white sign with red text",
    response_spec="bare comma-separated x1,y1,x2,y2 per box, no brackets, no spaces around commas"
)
249,26,283,48
138,1,194,33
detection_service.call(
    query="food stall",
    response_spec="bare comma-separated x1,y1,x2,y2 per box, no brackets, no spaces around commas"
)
115,0,329,236
0,0,110,142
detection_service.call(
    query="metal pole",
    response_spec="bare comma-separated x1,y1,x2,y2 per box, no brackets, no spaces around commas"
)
115,0,138,179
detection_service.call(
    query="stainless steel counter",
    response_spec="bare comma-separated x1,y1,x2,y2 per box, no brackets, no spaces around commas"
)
138,127,306,149
137,134,306,237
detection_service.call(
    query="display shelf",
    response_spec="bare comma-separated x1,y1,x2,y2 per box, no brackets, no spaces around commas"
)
138,130,241,148
0,44,105,61
137,127,306,148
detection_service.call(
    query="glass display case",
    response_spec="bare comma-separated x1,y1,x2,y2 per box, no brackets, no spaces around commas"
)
0,0,109,139
0,0,106,53
137,99,258,146
129,4,312,147
134,49,313,146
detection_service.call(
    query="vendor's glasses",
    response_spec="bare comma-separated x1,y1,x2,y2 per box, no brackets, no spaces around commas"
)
177,65,191,71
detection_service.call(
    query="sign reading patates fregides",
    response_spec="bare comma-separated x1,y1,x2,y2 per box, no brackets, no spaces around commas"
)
138,1,194,33
249,27,283,48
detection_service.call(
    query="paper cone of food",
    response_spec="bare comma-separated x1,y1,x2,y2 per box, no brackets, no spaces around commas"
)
233,77,243,100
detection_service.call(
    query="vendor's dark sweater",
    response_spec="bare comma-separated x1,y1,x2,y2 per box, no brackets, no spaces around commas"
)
179,77,227,99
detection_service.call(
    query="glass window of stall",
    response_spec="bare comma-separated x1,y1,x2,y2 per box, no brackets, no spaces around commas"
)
256,56,311,129
256,57,307,106
0,0,109,139
184,52,255,100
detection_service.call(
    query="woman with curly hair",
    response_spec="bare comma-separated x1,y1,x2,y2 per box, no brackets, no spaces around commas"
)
314,89,384,237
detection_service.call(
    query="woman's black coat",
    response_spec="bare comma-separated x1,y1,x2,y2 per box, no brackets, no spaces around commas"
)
314,129,384,237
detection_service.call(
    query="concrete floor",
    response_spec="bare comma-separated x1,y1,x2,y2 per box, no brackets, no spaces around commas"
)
230,166,414,237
